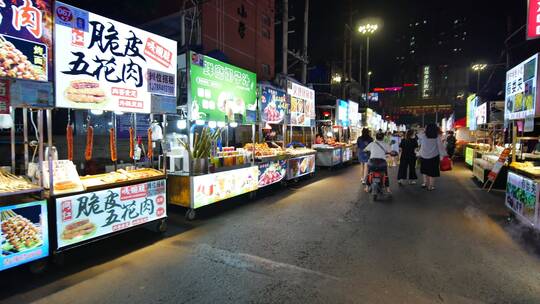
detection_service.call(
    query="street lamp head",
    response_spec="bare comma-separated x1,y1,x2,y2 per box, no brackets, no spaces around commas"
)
472,63,487,71
368,71,372,76
332,73,342,84
358,23,379,35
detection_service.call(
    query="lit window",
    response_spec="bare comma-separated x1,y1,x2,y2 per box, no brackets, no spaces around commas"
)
453,48,457,52
438,41,442,45
415,22,419,26
454,19,459,24
410,50,415,54
423,20,427,24
463,32,467,35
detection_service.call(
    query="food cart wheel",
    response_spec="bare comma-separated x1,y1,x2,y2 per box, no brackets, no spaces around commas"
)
185,209,197,221
309,172,315,177
156,219,168,233
249,191,257,199
29,259,48,274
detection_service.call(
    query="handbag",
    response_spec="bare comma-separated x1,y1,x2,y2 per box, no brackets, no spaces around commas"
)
440,156,452,171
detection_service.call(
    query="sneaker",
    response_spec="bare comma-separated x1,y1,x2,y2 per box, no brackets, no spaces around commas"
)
398,180,403,186
409,180,417,185
361,179,366,185
421,183,426,188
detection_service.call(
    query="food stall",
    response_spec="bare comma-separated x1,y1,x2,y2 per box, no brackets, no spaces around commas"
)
284,80,317,180
48,2,174,252
348,100,360,160
167,52,259,220
503,53,540,229
313,99,351,168
0,0,52,272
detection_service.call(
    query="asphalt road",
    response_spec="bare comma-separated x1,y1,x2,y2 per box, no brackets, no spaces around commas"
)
2,163,540,304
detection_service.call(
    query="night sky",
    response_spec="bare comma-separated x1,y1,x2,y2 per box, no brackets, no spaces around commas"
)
66,0,532,90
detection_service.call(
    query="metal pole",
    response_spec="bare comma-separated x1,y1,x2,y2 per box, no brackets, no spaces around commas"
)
46,109,52,149
113,112,118,171
342,25,347,98
23,108,29,172
282,0,288,75
358,42,363,90
365,35,370,99
37,110,44,187
301,0,309,84
10,106,15,173
476,71,480,95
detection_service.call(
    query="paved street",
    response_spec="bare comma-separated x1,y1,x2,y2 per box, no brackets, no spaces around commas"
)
2,163,540,304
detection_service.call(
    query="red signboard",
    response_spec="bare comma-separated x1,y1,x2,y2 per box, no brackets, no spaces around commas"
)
527,0,540,40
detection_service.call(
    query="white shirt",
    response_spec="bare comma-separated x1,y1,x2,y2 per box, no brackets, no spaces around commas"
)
418,133,446,159
365,140,392,160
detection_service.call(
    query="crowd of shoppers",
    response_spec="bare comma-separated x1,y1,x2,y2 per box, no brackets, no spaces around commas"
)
357,123,451,192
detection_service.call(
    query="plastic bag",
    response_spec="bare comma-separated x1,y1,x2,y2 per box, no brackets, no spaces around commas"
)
440,156,452,171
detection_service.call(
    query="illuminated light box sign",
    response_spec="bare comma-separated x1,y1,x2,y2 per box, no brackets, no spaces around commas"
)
348,100,359,127
1,200,49,271
55,180,167,249
527,1,540,40
287,154,315,180
505,53,539,120
258,160,287,187
192,166,258,208
259,85,287,124
506,172,539,226
465,147,474,166
336,99,349,127
466,94,478,131
0,0,52,81
475,102,487,125
54,2,177,114
288,81,315,127
189,51,257,123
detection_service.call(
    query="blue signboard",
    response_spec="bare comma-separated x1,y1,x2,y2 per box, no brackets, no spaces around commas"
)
1,200,49,271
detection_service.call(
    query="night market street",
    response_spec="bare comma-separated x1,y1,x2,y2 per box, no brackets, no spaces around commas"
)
1,164,539,304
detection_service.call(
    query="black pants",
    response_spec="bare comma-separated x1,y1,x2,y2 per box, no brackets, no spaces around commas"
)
397,157,417,180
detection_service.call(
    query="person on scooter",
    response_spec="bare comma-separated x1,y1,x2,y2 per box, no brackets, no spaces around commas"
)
364,132,395,194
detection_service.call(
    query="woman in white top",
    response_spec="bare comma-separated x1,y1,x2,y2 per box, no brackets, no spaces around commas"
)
417,124,447,191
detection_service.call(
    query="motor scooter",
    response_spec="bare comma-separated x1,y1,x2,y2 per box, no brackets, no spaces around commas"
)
366,152,397,201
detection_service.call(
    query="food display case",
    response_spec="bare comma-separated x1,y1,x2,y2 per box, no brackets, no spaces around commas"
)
167,51,261,219
472,147,509,188
49,2,175,252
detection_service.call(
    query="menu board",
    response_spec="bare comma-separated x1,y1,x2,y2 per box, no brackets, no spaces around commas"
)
348,100,359,127
0,0,52,81
258,160,287,187
192,166,258,208
259,86,287,124
56,180,167,249
506,172,538,225
54,2,177,113
337,99,349,127
1,200,49,271
42,160,84,194
342,146,352,162
505,53,538,120
9,78,53,107
475,102,487,125
287,154,315,180
189,51,257,123
287,81,315,127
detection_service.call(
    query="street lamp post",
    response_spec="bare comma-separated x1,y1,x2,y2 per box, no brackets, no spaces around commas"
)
358,23,378,102
472,63,487,95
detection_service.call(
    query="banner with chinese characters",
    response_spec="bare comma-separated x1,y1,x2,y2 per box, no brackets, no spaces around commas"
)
336,99,349,127
55,180,167,249
287,81,315,127
189,51,257,123
259,85,287,124
506,172,539,226
348,100,359,127
1,200,49,272
505,53,538,120
0,0,51,81
54,2,177,114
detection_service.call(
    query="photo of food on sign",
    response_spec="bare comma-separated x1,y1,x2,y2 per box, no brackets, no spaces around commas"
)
258,161,286,187
61,219,96,241
54,2,177,114
260,86,287,124
1,206,43,256
0,0,52,81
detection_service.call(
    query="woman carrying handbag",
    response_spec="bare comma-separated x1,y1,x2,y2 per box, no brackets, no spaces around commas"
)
417,124,447,191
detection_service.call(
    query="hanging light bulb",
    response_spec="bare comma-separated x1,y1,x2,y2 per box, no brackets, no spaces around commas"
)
217,121,226,128
229,122,238,128
177,120,187,130
90,109,104,115
208,121,217,128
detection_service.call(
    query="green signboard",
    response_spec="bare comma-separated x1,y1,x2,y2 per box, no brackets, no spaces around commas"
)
465,147,474,166
189,52,257,123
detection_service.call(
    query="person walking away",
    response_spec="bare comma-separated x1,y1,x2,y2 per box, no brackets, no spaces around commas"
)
418,124,447,191
364,132,394,193
357,128,373,184
397,129,418,185
390,131,401,167
446,131,456,159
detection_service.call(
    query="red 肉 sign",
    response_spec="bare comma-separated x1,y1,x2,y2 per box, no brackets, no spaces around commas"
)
528,0,540,40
